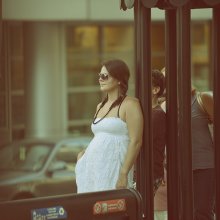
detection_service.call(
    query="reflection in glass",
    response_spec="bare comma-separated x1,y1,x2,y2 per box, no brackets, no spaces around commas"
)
68,91,101,120
191,21,211,91
103,25,134,71
66,26,100,87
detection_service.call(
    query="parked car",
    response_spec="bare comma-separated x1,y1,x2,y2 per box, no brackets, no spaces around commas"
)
0,136,92,202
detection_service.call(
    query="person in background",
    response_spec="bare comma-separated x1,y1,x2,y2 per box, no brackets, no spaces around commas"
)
159,67,166,112
160,67,215,220
152,69,166,194
191,87,215,220
152,69,167,220
75,59,144,193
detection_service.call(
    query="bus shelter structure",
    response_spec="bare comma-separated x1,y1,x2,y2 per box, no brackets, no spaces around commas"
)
120,0,220,219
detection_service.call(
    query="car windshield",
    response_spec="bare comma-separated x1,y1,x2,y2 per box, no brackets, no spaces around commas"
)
0,143,53,172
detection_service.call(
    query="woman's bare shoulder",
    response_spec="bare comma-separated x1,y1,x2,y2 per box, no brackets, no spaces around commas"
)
123,96,143,122
123,96,141,107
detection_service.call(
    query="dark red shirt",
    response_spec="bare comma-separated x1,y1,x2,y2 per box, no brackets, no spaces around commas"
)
152,105,166,180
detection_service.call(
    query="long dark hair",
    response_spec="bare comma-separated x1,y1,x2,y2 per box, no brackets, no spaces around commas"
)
100,59,130,109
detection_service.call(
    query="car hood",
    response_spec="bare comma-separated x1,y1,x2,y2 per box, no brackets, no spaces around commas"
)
0,170,40,185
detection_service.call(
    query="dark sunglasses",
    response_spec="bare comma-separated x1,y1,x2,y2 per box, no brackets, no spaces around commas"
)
98,73,109,81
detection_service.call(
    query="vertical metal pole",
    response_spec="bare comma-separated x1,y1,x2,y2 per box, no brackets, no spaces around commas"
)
0,0,2,69
177,5,194,220
165,9,180,220
135,0,153,219
135,0,144,194
140,4,153,220
213,7,220,220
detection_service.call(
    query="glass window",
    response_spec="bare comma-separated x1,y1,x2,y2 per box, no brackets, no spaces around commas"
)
102,25,135,73
66,26,100,87
103,25,134,52
0,23,7,129
151,23,165,52
151,22,165,70
12,129,25,141
0,58,6,93
66,24,135,135
191,21,211,91
0,96,7,128
0,39,7,128
193,64,210,91
9,24,24,91
68,91,101,120
12,95,25,126
152,56,165,71
11,59,24,90
9,23,25,140
67,67,99,87
9,25,23,57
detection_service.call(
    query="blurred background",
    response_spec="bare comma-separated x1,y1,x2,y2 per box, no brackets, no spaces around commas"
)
0,0,213,145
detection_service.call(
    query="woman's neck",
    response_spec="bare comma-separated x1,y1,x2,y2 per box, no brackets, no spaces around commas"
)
107,90,119,102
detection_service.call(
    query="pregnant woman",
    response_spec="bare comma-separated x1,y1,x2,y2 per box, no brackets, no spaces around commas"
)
75,59,144,193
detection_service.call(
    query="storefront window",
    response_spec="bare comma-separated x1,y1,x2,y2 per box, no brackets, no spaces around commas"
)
12,95,25,126
0,45,7,128
66,24,135,134
10,24,24,91
151,22,165,70
68,91,101,121
191,21,211,91
66,26,100,87
1,20,212,141
103,25,135,83
0,96,7,128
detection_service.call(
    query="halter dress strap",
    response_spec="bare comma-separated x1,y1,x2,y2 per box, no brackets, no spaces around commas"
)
117,96,126,118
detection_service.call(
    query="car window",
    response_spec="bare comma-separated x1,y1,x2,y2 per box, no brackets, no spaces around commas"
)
0,143,53,171
55,144,85,171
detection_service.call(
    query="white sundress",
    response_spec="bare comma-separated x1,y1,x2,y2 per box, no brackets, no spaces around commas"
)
75,117,134,193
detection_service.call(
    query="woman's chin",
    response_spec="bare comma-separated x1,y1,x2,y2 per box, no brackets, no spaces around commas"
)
100,86,107,92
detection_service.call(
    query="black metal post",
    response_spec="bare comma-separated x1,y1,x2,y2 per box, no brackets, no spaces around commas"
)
135,0,145,195
176,4,194,220
165,8,180,220
0,0,3,81
135,0,154,219
213,6,220,220
140,4,154,220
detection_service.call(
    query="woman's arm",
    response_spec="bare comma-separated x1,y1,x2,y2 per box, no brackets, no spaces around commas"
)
116,98,144,189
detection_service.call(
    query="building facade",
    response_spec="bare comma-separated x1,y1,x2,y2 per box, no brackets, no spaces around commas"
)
0,0,213,145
